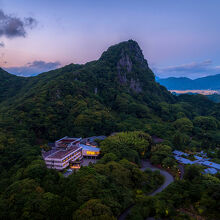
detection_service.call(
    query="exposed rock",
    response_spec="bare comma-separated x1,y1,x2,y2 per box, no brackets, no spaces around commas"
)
117,51,132,73
117,51,132,85
99,40,161,95
117,72,127,85
130,78,142,93
116,49,143,92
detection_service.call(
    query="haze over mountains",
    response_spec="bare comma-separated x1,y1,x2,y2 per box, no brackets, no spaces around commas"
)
157,74,220,90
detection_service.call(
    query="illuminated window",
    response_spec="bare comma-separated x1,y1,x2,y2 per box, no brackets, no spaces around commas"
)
86,151,99,155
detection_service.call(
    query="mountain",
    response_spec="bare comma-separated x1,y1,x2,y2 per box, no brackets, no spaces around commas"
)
1,40,173,104
157,74,220,90
0,68,29,103
1,40,220,220
0,40,175,140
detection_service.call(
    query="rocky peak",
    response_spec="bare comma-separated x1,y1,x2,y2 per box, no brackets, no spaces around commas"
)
100,40,148,67
99,40,152,92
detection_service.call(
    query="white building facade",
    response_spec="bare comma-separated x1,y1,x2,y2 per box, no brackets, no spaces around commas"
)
45,146,83,170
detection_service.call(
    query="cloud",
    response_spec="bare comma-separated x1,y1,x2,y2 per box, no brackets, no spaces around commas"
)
162,60,212,73
0,9,37,38
152,60,220,79
0,41,4,47
5,60,61,76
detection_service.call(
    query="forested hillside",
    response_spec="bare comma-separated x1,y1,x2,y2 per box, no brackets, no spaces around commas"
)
0,40,220,219
0,68,29,103
0,40,175,141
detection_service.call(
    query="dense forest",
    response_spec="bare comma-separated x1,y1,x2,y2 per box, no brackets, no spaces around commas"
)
0,40,220,219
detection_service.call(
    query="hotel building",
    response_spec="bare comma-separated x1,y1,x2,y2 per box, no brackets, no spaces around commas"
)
44,137,82,170
45,146,82,170
43,136,101,171
80,144,100,158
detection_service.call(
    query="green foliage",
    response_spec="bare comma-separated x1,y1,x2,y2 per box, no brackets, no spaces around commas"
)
184,165,202,181
150,144,175,167
73,199,116,220
162,157,176,168
100,131,151,164
194,116,218,130
173,117,193,133
99,153,118,164
131,172,220,220
0,178,74,220
0,40,220,220
172,132,191,150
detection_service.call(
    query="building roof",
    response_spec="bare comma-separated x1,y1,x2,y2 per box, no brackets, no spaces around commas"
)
173,150,189,156
80,144,100,152
42,149,57,159
174,155,194,164
56,137,82,148
173,149,220,170
194,155,203,161
89,136,106,141
81,136,106,144
201,161,220,170
47,146,81,159
203,168,218,175
199,150,207,156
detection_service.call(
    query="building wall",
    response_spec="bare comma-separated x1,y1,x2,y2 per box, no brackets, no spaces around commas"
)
45,148,82,170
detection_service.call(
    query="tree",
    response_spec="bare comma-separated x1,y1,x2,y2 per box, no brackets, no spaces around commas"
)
173,117,193,133
99,153,117,164
150,155,161,165
73,199,116,220
193,116,218,130
184,165,201,181
162,157,176,168
100,131,151,163
173,132,190,149
151,144,173,165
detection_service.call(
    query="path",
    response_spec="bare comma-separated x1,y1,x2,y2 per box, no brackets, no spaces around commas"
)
118,160,174,220
178,164,184,180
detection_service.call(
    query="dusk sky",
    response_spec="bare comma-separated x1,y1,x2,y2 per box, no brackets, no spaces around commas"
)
0,0,220,79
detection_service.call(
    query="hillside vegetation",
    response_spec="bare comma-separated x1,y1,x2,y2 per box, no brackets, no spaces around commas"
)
0,40,220,219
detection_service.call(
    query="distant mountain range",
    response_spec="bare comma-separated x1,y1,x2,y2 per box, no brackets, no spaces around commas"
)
157,74,220,90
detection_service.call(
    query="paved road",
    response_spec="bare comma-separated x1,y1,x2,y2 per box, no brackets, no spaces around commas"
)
141,160,174,196
178,164,184,179
118,160,174,220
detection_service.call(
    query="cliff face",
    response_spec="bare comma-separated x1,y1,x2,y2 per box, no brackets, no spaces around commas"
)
98,40,159,95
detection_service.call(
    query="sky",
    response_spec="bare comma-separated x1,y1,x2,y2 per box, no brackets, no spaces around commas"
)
0,0,220,79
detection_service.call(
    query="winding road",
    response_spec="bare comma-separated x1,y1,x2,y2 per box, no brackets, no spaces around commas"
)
118,160,174,220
